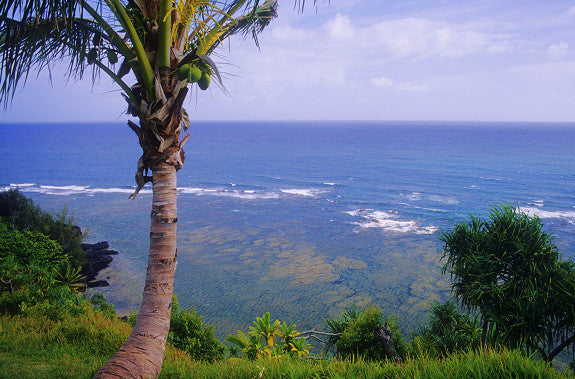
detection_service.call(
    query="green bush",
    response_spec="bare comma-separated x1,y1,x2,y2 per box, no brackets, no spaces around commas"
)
0,189,85,268
89,293,116,319
440,204,575,362
0,221,73,313
329,306,408,361
0,227,68,268
413,301,481,357
167,296,225,362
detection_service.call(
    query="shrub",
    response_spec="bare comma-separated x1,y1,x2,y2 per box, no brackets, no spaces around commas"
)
413,301,481,357
328,306,408,361
89,293,116,319
0,189,85,268
0,227,68,268
168,296,225,362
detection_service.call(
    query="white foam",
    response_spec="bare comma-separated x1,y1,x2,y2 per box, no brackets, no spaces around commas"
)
180,186,280,200
89,188,135,194
216,191,279,200
346,209,437,234
4,183,151,196
9,183,35,187
4,182,327,202
520,207,575,221
33,184,87,196
178,187,206,194
281,188,325,197
527,200,545,207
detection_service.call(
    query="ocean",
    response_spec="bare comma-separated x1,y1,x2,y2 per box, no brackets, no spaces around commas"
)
1,121,574,336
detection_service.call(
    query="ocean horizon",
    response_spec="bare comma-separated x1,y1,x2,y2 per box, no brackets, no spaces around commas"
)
1,120,574,336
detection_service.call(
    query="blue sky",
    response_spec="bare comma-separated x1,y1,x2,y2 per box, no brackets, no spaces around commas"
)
3,0,575,122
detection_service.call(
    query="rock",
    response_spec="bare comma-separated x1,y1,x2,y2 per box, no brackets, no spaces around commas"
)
80,241,118,286
87,280,110,288
81,241,109,251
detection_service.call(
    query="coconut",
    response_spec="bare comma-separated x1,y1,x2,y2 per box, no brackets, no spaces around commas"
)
188,66,202,83
198,73,210,90
178,64,191,81
87,48,98,65
107,50,118,65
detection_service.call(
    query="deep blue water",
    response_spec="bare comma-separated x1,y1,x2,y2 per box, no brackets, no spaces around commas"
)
1,121,574,335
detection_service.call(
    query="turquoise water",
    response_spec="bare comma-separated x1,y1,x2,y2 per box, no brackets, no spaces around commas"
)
1,121,574,335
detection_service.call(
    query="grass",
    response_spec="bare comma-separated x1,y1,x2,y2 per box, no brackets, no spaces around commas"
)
1,311,571,378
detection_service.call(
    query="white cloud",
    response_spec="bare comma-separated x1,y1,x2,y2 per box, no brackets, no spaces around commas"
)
337,17,502,60
547,42,569,60
271,24,311,42
324,14,355,40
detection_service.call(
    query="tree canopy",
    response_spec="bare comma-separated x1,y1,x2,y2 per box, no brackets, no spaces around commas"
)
440,204,575,362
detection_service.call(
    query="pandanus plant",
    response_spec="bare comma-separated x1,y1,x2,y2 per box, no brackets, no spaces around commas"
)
1,0,278,376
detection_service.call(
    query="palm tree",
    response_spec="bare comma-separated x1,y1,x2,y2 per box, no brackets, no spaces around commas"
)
1,0,278,376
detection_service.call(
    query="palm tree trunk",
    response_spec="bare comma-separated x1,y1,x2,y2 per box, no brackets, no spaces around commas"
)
96,162,178,378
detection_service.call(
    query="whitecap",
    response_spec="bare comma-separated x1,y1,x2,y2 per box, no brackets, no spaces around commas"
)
89,187,135,194
179,186,281,200
217,191,279,200
36,185,87,196
281,188,325,197
4,183,152,196
346,209,437,235
9,183,36,187
179,187,208,194
528,200,545,207
520,207,575,221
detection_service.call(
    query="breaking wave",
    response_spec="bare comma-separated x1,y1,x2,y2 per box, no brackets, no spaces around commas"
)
2,183,327,201
520,206,575,224
345,209,437,234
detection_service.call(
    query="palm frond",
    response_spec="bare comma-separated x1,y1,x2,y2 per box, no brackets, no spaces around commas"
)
198,0,276,55
0,0,81,26
220,0,276,50
0,15,109,103
293,0,325,13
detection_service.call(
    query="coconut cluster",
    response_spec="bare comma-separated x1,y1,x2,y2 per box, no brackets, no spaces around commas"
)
177,63,210,90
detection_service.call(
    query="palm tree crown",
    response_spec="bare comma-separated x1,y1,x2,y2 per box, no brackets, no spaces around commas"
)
1,0,276,186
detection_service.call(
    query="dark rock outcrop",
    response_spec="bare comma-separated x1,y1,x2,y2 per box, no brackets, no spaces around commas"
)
81,241,118,288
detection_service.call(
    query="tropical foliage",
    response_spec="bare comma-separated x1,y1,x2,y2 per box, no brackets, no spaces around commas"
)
412,301,482,358
440,204,575,362
168,295,225,362
326,306,408,362
1,311,566,379
0,195,89,316
226,312,312,359
0,189,84,267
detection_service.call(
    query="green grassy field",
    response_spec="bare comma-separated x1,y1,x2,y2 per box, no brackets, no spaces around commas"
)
0,311,570,379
